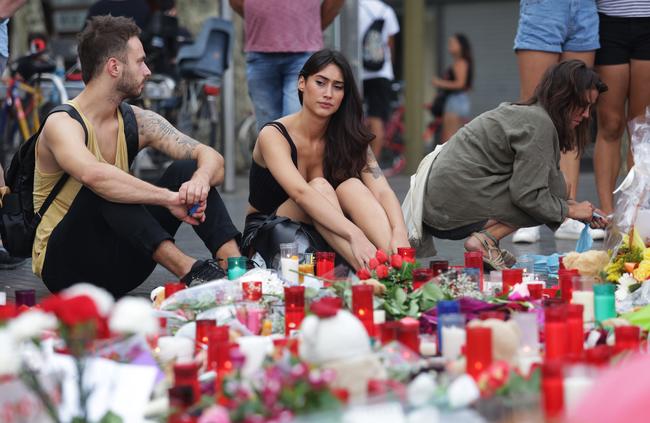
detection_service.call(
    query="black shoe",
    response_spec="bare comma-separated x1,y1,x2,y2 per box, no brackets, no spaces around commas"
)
0,247,27,270
181,259,227,287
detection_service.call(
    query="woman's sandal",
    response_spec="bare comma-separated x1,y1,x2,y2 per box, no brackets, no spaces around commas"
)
467,231,512,271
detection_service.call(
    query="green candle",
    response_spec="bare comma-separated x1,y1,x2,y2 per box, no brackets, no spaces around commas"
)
593,283,616,323
227,257,247,280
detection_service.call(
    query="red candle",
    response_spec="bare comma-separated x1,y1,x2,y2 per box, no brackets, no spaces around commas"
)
501,269,523,293
195,319,215,354
284,286,305,336
464,251,484,291
545,305,568,360
412,268,434,290
615,326,640,353
478,310,506,321
242,281,263,301
527,282,544,300
429,260,449,277
566,304,584,358
165,282,186,298
206,325,230,370
541,360,564,419
585,345,612,367
559,269,579,303
352,284,375,336
397,317,420,353
559,256,566,270
397,247,416,263
380,321,400,345
315,252,335,277
173,362,201,404
15,289,36,307
466,326,492,380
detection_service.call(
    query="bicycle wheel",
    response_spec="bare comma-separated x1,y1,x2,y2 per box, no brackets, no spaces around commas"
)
235,114,257,173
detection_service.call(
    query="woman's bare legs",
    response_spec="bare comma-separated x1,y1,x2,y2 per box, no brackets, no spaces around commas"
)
335,178,393,252
463,220,517,253
594,64,629,214
440,112,464,143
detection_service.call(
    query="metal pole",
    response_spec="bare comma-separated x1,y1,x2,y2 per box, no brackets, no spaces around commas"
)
338,0,361,92
221,2,236,193
404,0,425,174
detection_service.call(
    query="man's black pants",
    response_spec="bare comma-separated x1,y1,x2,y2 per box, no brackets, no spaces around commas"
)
42,160,241,297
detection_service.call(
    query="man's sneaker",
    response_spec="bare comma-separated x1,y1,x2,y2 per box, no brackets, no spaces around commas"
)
554,218,607,241
0,247,26,270
181,259,227,287
512,226,541,243
590,228,606,240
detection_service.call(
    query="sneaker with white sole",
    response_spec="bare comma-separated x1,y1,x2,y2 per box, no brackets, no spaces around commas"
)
590,227,606,240
512,226,541,243
554,218,605,241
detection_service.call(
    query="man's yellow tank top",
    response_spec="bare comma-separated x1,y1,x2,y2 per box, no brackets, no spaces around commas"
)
32,100,129,277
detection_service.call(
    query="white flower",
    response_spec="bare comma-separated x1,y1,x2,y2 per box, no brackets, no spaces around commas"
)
8,309,57,341
0,330,20,376
615,273,637,302
109,297,158,336
61,283,115,316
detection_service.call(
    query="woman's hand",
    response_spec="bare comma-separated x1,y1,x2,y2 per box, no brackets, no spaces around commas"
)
590,208,610,229
349,229,377,270
567,200,595,222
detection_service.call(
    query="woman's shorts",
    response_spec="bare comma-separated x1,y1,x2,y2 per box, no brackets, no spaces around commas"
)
444,92,471,118
595,14,650,65
514,0,600,53
423,220,488,241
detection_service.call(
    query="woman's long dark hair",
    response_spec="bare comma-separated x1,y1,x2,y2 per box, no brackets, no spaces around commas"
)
298,49,374,186
520,60,608,154
454,33,473,89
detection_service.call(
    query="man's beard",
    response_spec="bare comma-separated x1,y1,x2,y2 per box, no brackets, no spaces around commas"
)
116,71,143,100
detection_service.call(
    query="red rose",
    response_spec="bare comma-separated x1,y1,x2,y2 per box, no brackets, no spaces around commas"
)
375,250,388,264
357,268,371,280
42,294,102,327
0,303,17,321
368,257,379,270
390,254,403,269
310,299,339,318
375,264,389,279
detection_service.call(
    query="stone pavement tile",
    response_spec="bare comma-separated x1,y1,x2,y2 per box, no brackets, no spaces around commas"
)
0,170,606,301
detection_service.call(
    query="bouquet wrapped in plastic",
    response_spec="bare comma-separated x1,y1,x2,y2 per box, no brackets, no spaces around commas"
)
606,107,650,253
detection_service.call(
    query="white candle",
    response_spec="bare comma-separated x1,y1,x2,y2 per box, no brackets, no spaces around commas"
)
0,291,5,306
419,340,437,356
441,326,466,360
572,290,595,323
157,336,194,364
563,376,594,411
280,257,299,284
374,310,386,325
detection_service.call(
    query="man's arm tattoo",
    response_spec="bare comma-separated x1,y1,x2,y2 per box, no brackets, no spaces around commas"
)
138,110,199,160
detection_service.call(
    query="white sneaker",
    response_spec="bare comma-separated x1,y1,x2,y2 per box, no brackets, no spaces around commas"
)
512,226,541,243
554,218,588,240
589,227,606,240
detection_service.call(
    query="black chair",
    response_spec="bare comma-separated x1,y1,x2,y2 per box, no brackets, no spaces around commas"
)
177,18,232,80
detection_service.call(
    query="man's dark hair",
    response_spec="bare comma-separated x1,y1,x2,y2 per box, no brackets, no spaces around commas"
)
520,60,608,155
77,15,141,84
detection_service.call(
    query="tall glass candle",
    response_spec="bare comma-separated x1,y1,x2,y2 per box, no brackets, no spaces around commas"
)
502,269,523,293
397,247,416,263
315,251,335,277
559,269,580,303
412,268,433,290
352,284,375,336
566,304,584,358
571,276,595,323
512,312,540,354
397,317,420,352
195,319,215,354
380,321,400,345
526,282,544,300
207,325,230,371
594,283,616,323
15,289,35,307
542,360,564,419
242,281,262,301
545,305,568,360
284,286,305,335
165,282,186,298
173,362,201,404
466,326,492,380
437,300,460,353
429,260,449,277
439,313,466,360
227,257,247,280
464,251,484,290
614,325,640,353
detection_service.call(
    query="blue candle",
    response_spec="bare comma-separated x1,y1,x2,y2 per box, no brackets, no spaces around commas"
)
593,283,616,323
227,257,247,280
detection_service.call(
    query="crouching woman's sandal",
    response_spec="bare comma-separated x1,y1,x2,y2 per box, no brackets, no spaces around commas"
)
468,231,512,271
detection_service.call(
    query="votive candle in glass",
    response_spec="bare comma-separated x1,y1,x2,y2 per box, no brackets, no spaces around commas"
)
437,300,460,353
464,251,484,290
412,268,433,290
526,282,544,300
173,361,201,404
164,282,186,298
559,268,580,303
380,321,400,345
542,360,564,419
397,247,416,263
207,325,230,371
15,289,35,307
284,286,305,336
512,312,540,354
502,268,523,293
352,284,375,336
227,257,247,280
195,319,215,354
566,304,584,358
571,276,595,324
242,281,262,301
397,317,420,353
466,326,492,380
429,260,449,277
614,325,640,353
439,313,466,360
545,305,568,360
315,251,335,277
594,283,616,323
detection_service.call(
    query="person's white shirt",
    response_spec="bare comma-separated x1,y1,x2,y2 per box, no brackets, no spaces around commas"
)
358,0,399,81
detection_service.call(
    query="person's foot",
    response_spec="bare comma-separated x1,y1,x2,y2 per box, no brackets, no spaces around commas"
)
0,247,27,270
512,226,541,243
181,259,227,287
554,218,605,241
465,232,510,271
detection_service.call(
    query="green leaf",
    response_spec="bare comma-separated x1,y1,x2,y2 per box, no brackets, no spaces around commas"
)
395,287,407,306
407,300,419,317
98,411,124,423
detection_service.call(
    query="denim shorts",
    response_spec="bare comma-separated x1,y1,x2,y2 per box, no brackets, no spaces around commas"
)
514,0,600,53
444,92,471,118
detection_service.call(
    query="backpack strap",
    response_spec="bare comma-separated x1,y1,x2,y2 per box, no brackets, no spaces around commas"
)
118,102,140,167
35,104,88,220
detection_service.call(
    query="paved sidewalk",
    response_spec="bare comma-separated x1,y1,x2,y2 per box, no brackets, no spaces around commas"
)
0,169,604,302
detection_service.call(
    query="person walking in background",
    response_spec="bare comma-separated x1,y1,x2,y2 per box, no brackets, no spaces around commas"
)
0,0,30,269
593,1,650,215
358,0,399,159
511,0,604,243
431,33,473,143
230,0,345,132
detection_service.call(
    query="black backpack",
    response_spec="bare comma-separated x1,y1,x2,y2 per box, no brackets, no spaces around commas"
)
0,102,139,258
361,6,386,72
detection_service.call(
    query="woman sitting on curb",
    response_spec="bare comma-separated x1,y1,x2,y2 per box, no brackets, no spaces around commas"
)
422,60,609,270
242,49,410,270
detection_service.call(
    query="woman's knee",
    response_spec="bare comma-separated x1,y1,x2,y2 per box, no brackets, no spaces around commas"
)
309,177,336,196
335,177,367,197
598,111,626,142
